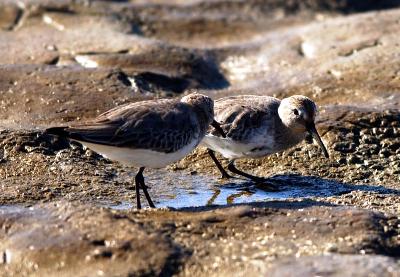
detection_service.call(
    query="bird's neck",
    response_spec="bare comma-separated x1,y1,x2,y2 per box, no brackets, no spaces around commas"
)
275,119,307,151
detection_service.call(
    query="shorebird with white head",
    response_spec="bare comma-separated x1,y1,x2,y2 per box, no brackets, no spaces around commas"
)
47,93,225,209
202,95,329,188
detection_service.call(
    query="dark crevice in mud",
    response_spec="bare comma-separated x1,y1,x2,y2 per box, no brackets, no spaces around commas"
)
363,215,400,257
45,56,60,65
382,235,400,257
329,0,400,13
7,8,25,31
191,54,230,90
275,0,400,14
76,49,130,55
127,23,144,36
116,71,133,87
91,239,107,246
40,8,77,14
158,244,192,277
134,72,192,95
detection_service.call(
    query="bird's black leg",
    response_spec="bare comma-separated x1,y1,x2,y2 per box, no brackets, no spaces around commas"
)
227,160,263,181
137,167,156,208
207,149,233,179
134,168,143,209
227,160,279,191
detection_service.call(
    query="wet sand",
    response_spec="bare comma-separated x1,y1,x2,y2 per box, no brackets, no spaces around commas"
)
0,0,399,276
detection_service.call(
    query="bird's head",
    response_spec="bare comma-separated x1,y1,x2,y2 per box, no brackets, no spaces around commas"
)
181,93,225,137
278,95,329,158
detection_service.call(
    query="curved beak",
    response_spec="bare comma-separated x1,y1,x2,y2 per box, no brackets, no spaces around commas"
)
211,120,226,138
306,122,329,158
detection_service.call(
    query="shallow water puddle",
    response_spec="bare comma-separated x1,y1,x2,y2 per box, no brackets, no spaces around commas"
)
106,170,367,209
155,173,353,208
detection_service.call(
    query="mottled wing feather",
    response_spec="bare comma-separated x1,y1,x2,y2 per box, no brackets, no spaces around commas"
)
63,99,200,153
209,96,280,143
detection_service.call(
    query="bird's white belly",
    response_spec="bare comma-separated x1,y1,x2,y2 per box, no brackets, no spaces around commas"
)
75,139,199,168
201,135,275,159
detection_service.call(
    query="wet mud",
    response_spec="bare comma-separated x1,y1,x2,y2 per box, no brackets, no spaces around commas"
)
0,0,399,276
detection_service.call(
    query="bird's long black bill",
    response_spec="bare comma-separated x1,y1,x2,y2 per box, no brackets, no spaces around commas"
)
307,123,329,158
211,120,226,138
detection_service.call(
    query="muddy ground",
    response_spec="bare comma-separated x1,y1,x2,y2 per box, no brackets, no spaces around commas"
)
0,0,399,276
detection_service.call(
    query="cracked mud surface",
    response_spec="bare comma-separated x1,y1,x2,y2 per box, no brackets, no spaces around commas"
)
0,0,399,276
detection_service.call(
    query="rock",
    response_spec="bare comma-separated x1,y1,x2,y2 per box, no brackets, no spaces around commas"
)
300,41,316,58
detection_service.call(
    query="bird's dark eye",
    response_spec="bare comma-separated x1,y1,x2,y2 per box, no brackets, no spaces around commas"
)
293,109,299,116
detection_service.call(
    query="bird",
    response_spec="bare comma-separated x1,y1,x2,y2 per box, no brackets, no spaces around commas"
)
46,93,225,209
201,95,329,188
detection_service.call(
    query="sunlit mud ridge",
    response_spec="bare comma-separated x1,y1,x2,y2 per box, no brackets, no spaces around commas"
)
0,202,399,276
0,0,400,276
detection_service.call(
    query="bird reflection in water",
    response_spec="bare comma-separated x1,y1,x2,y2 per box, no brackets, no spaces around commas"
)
206,185,255,205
